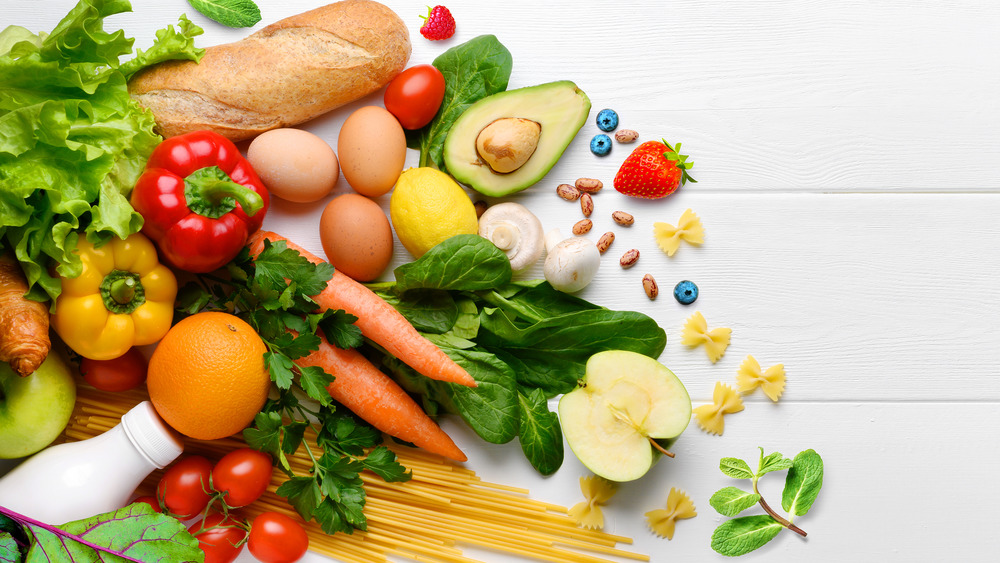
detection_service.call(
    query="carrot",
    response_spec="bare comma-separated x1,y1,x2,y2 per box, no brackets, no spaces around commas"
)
247,230,476,388
298,332,467,462
0,252,50,376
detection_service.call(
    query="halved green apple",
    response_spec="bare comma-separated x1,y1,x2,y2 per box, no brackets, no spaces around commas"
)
558,350,691,482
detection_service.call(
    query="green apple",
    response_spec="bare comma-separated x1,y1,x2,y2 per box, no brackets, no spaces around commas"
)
558,350,691,482
0,346,77,459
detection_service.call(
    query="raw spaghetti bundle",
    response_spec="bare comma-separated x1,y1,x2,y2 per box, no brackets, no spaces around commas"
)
61,384,649,563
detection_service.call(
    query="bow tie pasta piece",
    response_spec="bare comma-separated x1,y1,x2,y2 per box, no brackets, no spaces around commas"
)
736,355,786,402
645,487,697,540
653,208,704,257
693,382,744,435
568,475,618,530
681,311,731,363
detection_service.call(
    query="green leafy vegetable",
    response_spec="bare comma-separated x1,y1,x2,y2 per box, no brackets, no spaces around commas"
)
710,448,823,556
188,0,261,28
368,235,667,474
406,35,513,169
178,241,408,535
0,503,202,562
0,0,204,305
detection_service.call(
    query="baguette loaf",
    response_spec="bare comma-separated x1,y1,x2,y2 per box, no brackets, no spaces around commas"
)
129,0,411,142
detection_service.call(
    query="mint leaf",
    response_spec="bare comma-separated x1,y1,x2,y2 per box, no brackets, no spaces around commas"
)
711,515,783,556
757,447,793,477
188,0,262,28
709,486,761,517
782,449,824,517
720,457,755,480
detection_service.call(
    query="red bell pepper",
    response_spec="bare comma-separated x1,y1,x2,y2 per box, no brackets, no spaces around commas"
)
131,131,270,273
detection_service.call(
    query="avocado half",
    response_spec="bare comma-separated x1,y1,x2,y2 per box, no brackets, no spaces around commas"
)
443,81,591,197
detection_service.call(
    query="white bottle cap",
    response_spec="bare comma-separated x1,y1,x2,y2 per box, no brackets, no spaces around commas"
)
121,401,184,468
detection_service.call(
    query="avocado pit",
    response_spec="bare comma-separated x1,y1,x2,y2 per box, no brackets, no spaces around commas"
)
475,118,541,174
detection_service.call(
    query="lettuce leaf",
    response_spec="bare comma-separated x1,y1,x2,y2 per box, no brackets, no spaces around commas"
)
0,0,204,305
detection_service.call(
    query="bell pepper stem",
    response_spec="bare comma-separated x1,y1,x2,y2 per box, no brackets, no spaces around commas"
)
200,179,264,217
100,270,146,315
109,276,137,305
184,166,264,218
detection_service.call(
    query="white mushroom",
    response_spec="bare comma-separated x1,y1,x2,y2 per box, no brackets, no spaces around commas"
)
543,229,601,293
478,202,545,271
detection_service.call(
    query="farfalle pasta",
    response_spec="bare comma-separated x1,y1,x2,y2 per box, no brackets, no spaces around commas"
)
653,208,704,256
736,355,786,402
681,311,731,363
693,382,744,435
568,475,618,530
645,487,697,540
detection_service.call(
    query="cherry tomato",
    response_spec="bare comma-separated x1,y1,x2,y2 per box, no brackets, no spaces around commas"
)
157,455,213,519
247,512,309,563
131,495,161,513
211,448,273,508
383,64,446,129
80,347,148,392
189,512,246,563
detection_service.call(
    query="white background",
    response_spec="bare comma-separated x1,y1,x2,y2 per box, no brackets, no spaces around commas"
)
5,1,1000,562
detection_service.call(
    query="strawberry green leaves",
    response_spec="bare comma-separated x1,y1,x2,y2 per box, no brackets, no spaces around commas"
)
710,448,823,557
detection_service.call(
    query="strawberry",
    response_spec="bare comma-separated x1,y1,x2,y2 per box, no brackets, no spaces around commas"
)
613,139,696,199
420,6,456,41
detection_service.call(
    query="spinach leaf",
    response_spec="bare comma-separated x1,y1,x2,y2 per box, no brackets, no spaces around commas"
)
371,288,458,334
405,35,513,169
393,235,512,293
479,281,602,324
517,388,563,475
478,307,668,393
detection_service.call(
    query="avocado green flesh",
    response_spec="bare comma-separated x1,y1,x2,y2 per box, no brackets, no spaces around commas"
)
443,80,591,197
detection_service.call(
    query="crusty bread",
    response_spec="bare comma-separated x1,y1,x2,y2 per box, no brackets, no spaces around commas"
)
128,0,411,142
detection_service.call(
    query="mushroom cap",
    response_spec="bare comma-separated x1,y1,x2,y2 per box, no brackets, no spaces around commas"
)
478,202,545,271
543,235,601,293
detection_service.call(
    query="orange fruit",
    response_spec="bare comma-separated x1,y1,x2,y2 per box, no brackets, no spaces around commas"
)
147,312,270,440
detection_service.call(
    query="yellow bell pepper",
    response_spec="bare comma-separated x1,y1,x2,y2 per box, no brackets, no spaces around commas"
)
52,233,177,360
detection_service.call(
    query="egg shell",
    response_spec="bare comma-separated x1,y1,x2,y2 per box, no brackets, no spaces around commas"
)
247,128,339,203
337,106,407,197
319,193,394,281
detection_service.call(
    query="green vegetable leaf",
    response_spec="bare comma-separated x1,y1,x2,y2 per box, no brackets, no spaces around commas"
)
781,449,824,517
393,235,512,293
361,446,412,482
406,35,513,169
709,486,761,517
244,411,289,471
263,350,296,390
757,447,793,477
0,531,20,563
119,14,204,79
516,388,563,475
369,288,459,334
315,309,364,349
710,515,783,557
720,457,755,480
188,0,262,28
297,365,334,406
276,477,323,521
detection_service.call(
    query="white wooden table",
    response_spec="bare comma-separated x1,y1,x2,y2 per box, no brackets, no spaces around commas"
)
6,1,1000,561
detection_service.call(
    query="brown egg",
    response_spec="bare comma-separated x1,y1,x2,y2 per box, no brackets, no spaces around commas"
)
247,128,339,203
337,106,407,197
319,193,394,281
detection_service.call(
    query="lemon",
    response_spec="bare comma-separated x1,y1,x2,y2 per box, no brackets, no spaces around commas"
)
390,167,479,257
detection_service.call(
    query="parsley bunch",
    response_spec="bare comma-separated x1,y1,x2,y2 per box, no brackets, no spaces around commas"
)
176,240,411,534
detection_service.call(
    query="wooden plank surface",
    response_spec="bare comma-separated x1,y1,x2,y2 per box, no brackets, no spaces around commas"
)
4,1,998,561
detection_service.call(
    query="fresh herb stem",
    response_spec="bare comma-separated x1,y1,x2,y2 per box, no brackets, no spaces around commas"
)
752,479,807,537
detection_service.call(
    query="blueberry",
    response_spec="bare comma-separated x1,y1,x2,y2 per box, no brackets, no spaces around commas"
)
596,108,619,132
590,134,612,156
673,280,699,305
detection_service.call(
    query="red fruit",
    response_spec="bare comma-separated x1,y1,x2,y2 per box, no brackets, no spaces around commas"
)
419,6,456,40
613,139,696,199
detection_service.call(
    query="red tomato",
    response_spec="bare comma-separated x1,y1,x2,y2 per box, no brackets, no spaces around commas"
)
211,448,273,508
189,512,246,563
131,495,161,513
383,64,446,129
80,347,148,392
157,455,213,519
247,512,309,563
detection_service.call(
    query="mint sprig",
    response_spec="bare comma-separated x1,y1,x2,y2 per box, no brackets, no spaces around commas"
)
188,0,261,28
709,447,823,556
